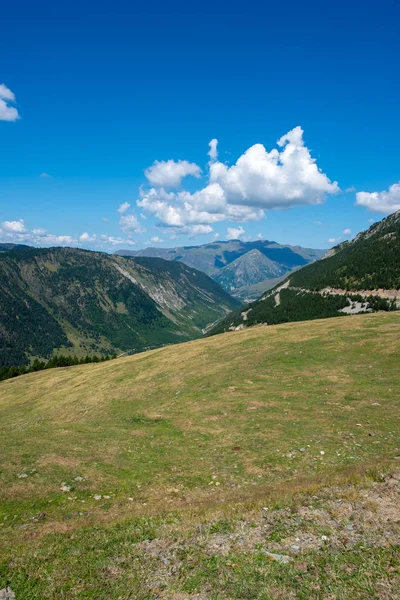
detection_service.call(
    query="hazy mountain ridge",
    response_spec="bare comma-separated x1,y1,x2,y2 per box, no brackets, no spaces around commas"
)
214,248,285,292
209,211,400,334
0,247,239,367
116,239,324,300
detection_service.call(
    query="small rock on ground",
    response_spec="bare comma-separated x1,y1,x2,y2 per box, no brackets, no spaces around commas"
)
262,550,291,564
0,588,16,600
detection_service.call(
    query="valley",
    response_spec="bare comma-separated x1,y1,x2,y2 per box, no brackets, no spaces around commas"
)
116,239,324,301
2,6,399,598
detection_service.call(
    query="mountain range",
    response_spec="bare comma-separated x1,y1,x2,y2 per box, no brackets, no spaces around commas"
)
115,239,324,301
0,247,239,367
209,210,400,335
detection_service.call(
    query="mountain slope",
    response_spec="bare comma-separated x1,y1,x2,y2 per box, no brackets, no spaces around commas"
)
288,210,400,290
0,247,239,367
122,256,241,333
209,211,400,334
214,248,285,293
0,312,399,598
115,239,324,300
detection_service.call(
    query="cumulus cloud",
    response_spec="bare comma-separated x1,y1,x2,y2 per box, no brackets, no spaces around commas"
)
356,182,400,214
0,223,76,247
208,139,218,162
185,224,213,237
138,127,339,237
99,235,136,246
118,202,131,214
2,219,27,233
328,237,341,244
227,226,245,239
150,236,164,243
32,228,47,237
0,84,19,122
79,232,97,242
145,159,202,188
208,126,339,209
345,185,356,193
343,228,351,235
138,185,264,231
120,213,146,236
0,221,76,246
46,235,75,245
0,218,139,250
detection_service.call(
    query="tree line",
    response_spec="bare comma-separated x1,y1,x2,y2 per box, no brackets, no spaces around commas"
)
0,353,117,383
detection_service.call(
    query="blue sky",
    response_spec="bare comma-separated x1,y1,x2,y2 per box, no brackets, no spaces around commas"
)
1,0,400,251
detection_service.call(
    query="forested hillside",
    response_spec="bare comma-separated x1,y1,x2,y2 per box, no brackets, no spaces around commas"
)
209,210,400,335
0,247,239,367
289,210,400,290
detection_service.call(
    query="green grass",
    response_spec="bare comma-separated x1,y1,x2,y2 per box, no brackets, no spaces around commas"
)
0,312,399,598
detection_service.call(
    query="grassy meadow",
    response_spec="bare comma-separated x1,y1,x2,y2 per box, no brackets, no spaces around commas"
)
0,312,399,598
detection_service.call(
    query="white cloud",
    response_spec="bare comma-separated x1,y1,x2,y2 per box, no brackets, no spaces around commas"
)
343,228,351,235
102,217,109,222
45,235,75,245
0,84,19,122
186,224,213,237
208,126,339,209
99,235,136,246
356,181,400,214
32,228,47,237
40,172,52,179
313,220,322,226
0,84,15,101
150,236,164,243
368,218,374,223
345,185,356,193
138,185,264,231
227,226,245,239
79,232,97,242
145,159,202,188
138,127,339,237
208,139,218,162
118,202,131,214
328,237,341,244
1,224,76,247
257,232,263,239
2,219,27,233
120,213,146,236
0,217,142,250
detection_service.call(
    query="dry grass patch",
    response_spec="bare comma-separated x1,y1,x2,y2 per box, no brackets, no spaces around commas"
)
0,313,399,597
